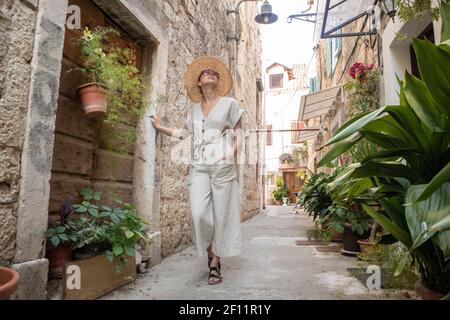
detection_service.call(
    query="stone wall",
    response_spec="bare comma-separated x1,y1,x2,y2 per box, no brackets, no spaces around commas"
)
0,0,263,298
152,0,263,257
0,0,38,264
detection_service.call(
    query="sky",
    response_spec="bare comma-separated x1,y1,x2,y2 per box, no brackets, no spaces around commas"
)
260,0,318,77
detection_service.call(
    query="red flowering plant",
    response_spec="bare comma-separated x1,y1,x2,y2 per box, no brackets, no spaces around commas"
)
344,62,379,116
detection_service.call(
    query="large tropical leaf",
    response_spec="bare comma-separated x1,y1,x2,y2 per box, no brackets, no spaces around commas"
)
441,2,450,43
351,161,420,182
324,107,386,146
403,72,447,132
378,197,409,231
361,148,422,164
317,133,362,167
413,38,450,112
406,183,450,260
414,163,450,202
362,204,412,247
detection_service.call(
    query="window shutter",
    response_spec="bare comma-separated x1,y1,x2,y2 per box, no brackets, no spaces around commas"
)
326,39,333,78
291,122,297,144
266,124,273,145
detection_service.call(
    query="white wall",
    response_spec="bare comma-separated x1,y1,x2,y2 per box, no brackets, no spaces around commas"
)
381,1,442,106
264,64,308,177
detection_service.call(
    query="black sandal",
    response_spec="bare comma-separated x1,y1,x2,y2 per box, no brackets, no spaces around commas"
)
208,266,222,285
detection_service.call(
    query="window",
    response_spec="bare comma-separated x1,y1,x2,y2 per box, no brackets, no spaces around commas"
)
269,74,283,89
410,24,434,79
326,18,342,78
266,124,273,145
309,77,320,93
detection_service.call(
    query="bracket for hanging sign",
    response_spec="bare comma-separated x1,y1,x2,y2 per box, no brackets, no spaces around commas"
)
288,0,381,39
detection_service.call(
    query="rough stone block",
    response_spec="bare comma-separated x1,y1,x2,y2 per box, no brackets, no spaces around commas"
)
0,147,21,203
0,203,17,263
11,258,49,300
58,58,83,101
48,173,91,213
91,180,133,208
91,149,134,183
55,94,94,142
51,133,93,175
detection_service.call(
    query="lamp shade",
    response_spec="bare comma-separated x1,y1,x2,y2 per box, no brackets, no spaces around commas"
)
381,0,396,17
255,1,278,24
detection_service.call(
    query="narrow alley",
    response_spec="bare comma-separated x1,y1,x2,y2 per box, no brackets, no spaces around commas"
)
102,206,409,300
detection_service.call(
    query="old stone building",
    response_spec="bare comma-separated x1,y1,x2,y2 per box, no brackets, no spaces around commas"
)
0,0,263,299
299,0,443,171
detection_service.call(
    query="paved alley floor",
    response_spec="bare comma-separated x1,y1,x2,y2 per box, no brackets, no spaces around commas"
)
102,205,414,300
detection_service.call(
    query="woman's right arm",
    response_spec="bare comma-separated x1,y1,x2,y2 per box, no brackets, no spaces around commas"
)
150,114,189,139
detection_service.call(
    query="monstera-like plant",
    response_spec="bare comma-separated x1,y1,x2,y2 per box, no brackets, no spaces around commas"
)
317,3,450,298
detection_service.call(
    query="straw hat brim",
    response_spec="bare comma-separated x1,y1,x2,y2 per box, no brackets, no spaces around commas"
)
185,56,233,103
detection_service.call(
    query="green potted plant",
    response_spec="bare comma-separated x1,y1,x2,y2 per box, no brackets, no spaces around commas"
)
324,204,370,255
317,3,450,299
45,200,78,278
297,171,334,223
70,188,149,272
77,26,146,125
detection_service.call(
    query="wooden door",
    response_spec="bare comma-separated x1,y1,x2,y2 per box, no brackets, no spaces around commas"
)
49,0,144,214
283,172,301,204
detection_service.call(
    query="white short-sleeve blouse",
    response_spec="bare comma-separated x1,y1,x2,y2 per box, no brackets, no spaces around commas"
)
185,96,246,166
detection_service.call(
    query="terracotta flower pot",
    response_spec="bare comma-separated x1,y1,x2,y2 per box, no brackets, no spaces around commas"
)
0,267,20,300
341,224,368,256
46,243,73,279
414,279,445,300
357,239,376,254
77,83,107,119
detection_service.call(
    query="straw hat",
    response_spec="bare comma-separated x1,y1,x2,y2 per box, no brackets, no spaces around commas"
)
185,56,233,103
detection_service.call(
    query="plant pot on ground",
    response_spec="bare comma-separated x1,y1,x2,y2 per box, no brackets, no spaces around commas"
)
342,223,369,256
46,243,73,279
77,83,107,118
45,199,77,278
415,279,446,300
0,267,20,300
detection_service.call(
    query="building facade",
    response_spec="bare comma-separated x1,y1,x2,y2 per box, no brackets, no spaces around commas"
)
299,0,444,172
264,62,308,204
0,0,264,299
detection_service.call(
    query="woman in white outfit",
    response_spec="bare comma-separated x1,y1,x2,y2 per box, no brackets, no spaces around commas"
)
150,56,246,285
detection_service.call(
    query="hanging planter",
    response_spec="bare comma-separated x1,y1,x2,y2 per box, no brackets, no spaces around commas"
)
77,83,107,119
76,27,146,132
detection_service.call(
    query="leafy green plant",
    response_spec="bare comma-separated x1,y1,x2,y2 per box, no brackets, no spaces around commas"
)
317,4,450,296
103,198,149,273
345,62,379,115
78,27,146,150
45,188,149,273
324,204,370,236
396,0,441,23
272,185,290,202
45,200,78,248
297,171,335,221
